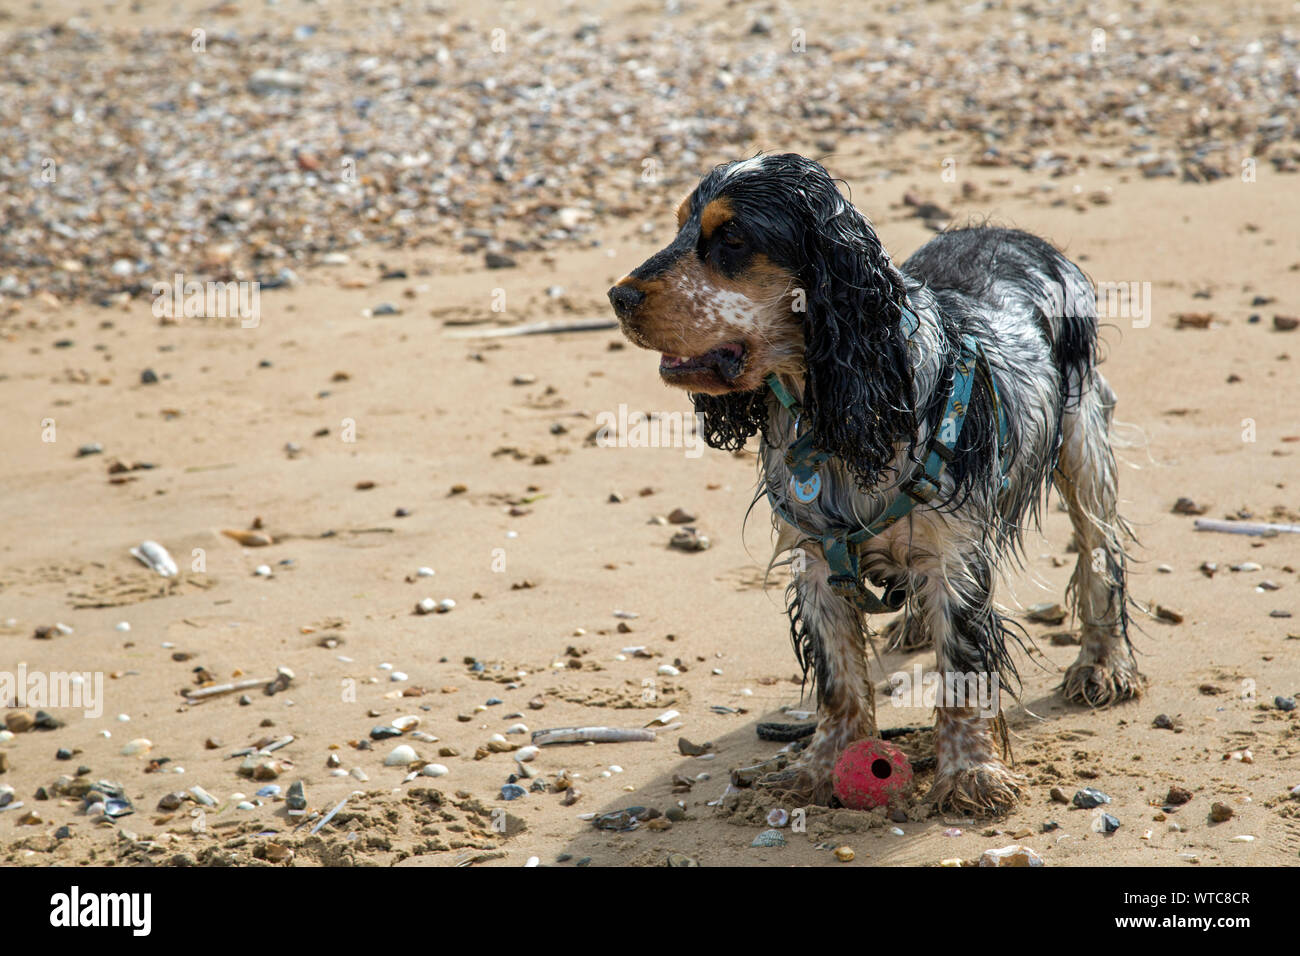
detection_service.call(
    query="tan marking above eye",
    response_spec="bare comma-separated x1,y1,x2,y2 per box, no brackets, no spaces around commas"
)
699,197,734,239
675,195,692,229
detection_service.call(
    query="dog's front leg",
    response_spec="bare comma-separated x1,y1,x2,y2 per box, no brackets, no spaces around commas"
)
917,552,1023,815
756,543,877,805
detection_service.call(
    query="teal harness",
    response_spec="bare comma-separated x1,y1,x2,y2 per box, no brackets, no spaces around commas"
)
764,306,1011,614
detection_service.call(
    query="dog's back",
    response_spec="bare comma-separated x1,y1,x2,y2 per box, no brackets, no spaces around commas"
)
903,226,1098,403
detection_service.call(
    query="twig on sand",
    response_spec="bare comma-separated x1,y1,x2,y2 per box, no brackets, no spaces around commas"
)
443,318,618,339
309,795,354,835
183,667,292,702
531,726,657,746
1194,518,1300,537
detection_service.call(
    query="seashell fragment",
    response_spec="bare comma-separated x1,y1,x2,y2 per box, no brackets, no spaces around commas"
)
130,541,177,577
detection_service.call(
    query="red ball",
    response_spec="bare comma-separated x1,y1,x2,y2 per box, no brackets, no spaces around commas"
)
833,738,914,810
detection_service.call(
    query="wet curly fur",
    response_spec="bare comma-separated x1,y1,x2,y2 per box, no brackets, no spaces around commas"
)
609,154,1143,815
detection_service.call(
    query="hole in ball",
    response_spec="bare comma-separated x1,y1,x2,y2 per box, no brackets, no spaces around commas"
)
871,758,892,780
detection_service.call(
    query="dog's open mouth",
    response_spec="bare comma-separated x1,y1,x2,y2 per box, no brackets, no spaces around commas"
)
658,342,746,383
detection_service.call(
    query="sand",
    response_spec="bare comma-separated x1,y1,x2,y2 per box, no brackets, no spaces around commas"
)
1,0,1299,867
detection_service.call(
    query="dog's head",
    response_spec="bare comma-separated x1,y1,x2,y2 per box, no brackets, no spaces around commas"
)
607,153,917,487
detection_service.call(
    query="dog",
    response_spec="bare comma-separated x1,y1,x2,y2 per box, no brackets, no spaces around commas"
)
607,154,1141,813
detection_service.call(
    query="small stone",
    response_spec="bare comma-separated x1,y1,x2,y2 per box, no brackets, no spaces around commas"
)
979,844,1044,867
140,368,159,385
1072,787,1111,809
286,780,307,811
1275,696,1296,712
1165,786,1192,806
500,783,527,801
668,527,710,552
1209,801,1234,823
833,845,855,862
1097,813,1121,833
4,711,35,734
420,763,449,777
667,507,696,524
485,252,517,270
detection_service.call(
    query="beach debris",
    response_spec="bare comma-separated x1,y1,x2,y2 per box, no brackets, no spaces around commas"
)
1172,497,1208,515
500,784,527,801
309,795,352,835
668,527,710,552
834,846,855,862
384,745,417,766
1209,802,1234,823
752,828,786,848
1072,787,1111,809
980,845,1044,867
1194,518,1300,537
767,808,790,828
594,806,657,831
1165,786,1192,806
222,528,274,547
130,540,178,577
1096,813,1121,833
286,781,307,812
183,669,292,701
1025,602,1066,624
531,726,656,746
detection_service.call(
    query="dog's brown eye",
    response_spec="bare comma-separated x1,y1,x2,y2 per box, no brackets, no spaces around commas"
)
721,226,746,248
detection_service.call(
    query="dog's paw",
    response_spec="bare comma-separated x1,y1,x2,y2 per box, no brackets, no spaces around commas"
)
1061,653,1146,707
881,615,931,653
929,761,1022,816
754,759,835,806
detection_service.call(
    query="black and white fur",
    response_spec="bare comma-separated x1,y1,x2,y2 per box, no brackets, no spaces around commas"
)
608,154,1141,813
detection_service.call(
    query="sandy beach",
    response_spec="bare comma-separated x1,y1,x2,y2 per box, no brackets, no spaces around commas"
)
2,0,1299,868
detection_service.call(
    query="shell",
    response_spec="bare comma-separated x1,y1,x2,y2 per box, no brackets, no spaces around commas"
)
384,744,417,766
221,529,274,547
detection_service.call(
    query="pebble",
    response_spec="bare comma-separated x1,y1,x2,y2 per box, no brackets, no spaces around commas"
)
979,845,1044,867
120,738,152,757
500,784,527,801
286,781,307,811
1275,696,1296,712
1209,801,1234,822
420,764,449,777
1072,787,1111,809
834,846,855,862
384,744,418,766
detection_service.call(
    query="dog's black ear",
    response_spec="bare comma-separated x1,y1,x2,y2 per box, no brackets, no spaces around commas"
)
690,390,767,451
795,166,917,489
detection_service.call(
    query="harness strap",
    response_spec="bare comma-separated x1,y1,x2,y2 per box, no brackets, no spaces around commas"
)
765,305,1011,615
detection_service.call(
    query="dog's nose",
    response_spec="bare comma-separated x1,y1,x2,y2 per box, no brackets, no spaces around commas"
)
607,284,645,319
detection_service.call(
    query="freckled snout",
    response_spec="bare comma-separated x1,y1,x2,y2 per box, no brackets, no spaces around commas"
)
607,284,645,320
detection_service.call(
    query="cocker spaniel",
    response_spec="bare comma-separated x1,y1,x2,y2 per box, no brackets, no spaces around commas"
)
607,154,1140,813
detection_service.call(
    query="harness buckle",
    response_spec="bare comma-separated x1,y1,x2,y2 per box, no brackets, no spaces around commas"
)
904,475,939,504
